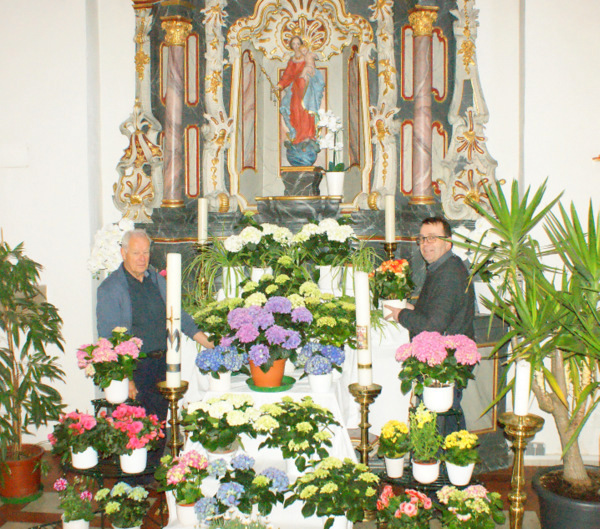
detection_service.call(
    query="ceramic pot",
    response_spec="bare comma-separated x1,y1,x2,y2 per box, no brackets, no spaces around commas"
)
249,358,286,387
250,266,273,282
208,371,231,392
445,461,475,486
222,266,244,299
308,372,333,393
0,444,44,500
422,382,454,413
71,446,98,470
119,447,147,474
379,299,407,320
104,378,129,404
317,265,342,293
326,171,345,196
384,455,405,479
342,265,354,295
62,517,90,529
176,502,199,526
412,459,440,484
112,525,141,529
205,440,239,463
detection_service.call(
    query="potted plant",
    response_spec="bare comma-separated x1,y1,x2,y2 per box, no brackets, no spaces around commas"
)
182,394,258,453
76,327,144,403
53,476,95,529
369,257,414,309
298,218,357,274
48,411,103,469
305,292,357,350
285,456,379,529
95,481,150,529
441,430,480,486
377,419,410,478
0,240,65,502
458,180,600,526
195,344,248,391
396,331,481,412
409,403,442,484
295,342,345,392
436,484,505,529
376,485,434,529
255,396,340,473
316,109,346,196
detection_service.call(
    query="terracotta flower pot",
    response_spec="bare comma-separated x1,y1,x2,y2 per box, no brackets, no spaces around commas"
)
249,359,286,387
0,444,44,501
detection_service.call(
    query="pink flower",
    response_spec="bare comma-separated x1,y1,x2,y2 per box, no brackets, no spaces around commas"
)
411,331,448,366
399,501,418,517
159,269,167,277
446,334,481,365
48,433,57,445
465,484,488,498
80,491,92,501
395,343,413,362
377,484,394,510
115,340,140,358
53,478,67,492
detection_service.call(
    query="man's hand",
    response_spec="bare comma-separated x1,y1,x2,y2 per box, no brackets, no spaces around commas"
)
129,380,138,400
193,331,214,349
384,302,414,321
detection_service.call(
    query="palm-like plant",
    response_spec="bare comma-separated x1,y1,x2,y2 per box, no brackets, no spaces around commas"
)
460,180,600,487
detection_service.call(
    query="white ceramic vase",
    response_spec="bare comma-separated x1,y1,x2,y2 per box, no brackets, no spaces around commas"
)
446,461,475,486
379,299,407,320
326,171,345,196
119,447,147,474
104,378,129,404
222,266,244,298
70,446,98,470
411,459,440,484
422,382,455,413
308,372,333,393
342,265,354,295
62,517,90,529
384,455,405,479
208,371,231,392
176,502,199,526
250,266,273,282
317,265,342,293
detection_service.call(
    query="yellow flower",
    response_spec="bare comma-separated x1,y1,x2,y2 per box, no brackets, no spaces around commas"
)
299,485,318,499
320,482,338,494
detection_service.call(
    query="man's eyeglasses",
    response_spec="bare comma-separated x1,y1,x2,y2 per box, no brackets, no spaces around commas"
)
415,235,441,245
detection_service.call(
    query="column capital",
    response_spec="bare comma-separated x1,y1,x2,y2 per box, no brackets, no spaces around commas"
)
161,16,193,46
132,0,158,10
408,6,439,37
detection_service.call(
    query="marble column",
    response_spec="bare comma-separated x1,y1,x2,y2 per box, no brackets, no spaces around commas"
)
161,16,192,208
408,6,438,205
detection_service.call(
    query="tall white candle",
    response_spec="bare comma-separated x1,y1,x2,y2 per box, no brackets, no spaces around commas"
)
513,359,531,416
384,195,395,243
354,271,372,386
198,198,208,243
166,253,182,387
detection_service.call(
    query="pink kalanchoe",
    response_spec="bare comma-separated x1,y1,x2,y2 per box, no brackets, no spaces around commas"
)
53,478,68,492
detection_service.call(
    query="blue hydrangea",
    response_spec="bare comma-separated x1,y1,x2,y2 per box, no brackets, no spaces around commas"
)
231,453,255,471
216,482,245,507
194,497,218,521
207,458,228,478
195,348,224,373
321,345,345,366
249,344,270,366
260,467,289,492
305,355,332,375
222,349,245,372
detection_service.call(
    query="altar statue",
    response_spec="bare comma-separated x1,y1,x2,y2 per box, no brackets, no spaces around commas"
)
277,36,325,167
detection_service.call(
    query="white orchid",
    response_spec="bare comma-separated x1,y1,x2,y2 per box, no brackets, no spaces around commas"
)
316,109,345,171
87,219,134,278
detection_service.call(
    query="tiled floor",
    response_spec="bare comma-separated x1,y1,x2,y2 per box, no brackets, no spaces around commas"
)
0,452,540,529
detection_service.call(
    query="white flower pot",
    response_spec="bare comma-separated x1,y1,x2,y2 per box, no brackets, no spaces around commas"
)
317,265,342,293
62,517,90,529
206,441,239,463
222,266,244,298
422,382,455,413
104,378,129,404
208,371,231,392
176,502,199,526
70,446,98,470
250,266,272,282
326,171,345,196
379,299,407,320
412,459,440,484
119,447,147,474
384,455,405,479
308,372,333,393
446,461,475,486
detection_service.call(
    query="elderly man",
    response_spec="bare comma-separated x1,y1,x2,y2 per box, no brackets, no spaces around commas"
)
385,216,475,432
97,229,212,423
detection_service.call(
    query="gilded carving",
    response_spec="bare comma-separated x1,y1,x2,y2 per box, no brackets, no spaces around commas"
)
205,71,223,104
162,17,193,47
408,6,439,37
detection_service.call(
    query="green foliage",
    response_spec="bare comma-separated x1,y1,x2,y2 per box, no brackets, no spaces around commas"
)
154,450,209,504
377,420,410,459
95,481,150,528
53,476,95,522
437,485,505,529
442,430,480,466
0,240,65,458
409,404,442,463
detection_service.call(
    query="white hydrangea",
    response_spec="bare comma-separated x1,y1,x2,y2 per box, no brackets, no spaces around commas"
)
225,393,255,408
326,224,355,243
240,226,262,244
207,400,234,419
260,223,279,235
300,223,321,237
224,234,244,253
293,232,309,243
273,227,293,245
318,218,339,233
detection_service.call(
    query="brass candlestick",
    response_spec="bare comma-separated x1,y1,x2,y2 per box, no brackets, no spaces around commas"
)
157,380,189,458
383,242,398,261
498,411,545,529
348,382,382,466
194,242,212,299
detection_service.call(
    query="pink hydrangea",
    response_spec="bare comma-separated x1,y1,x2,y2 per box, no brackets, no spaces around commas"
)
395,343,413,362
445,334,481,366
465,484,489,499
411,331,447,366
115,340,140,358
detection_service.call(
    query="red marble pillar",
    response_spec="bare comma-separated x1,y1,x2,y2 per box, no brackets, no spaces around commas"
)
161,16,192,208
408,6,438,205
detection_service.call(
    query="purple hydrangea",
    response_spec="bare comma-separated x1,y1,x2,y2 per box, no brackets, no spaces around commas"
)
321,345,345,366
216,482,245,507
253,309,275,330
305,355,333,375
265,324,287,345
231,453,255,471
282,330,301,350
260,467,289,492
236,323,260,343
228,307,254,329
264,296,292,314
249,344,270,366
291,306,313,324
220,335,234,347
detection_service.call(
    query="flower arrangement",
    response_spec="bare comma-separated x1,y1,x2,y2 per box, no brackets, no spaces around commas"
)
95,481,150,529
442,430,480,466
436,485,505,529
182,394,259,452
377,420,410,459
76,327,144,388
189,298,244,344
396,331,481,396
154,450,209,505
409,403,442,463
255,396,340,471
48,411,100,462
295,342,345,377
87,218,135,278
101,403,164,455
369,258,413,306
294,218,357,266
316,109,345,172
53,477,95,522
196,345,248,379
285,457,379,529
376,485,434,529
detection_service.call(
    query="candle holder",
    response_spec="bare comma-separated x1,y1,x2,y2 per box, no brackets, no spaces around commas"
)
157,380,189,458
498,411,545,529
383,242,398,261
348,382,382,466
194,241,212,299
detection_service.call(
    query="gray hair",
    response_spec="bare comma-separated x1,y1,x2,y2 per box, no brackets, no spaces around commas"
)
121,229,151,250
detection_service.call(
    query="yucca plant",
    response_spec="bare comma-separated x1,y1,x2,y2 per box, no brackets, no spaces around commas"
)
458,179,600,487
